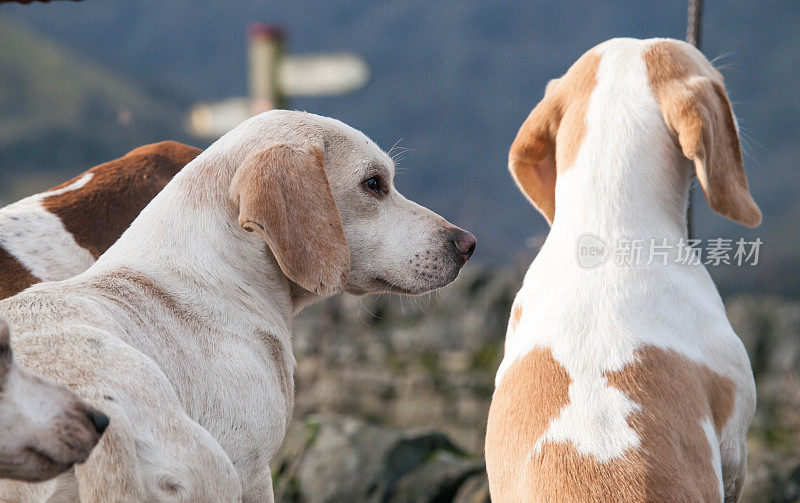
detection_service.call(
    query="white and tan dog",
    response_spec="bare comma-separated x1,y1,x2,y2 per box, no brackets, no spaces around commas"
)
0,141,200,300
0,317,108,483
486,38,759,502
1,110,476,502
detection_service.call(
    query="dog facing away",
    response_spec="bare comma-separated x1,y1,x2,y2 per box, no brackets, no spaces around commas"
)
0,317,108,483
0,141,200,300
0,110,476,502
486,38,759,502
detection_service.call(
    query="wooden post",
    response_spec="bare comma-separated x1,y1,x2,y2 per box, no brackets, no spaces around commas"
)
686,0,703,239
248,23,287,112
188,25,368,138
686,0,704,49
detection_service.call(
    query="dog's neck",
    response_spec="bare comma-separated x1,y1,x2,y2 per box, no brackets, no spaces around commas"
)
502,122,713,388
92,143,323,332
550,144,691,244
549,69,692,244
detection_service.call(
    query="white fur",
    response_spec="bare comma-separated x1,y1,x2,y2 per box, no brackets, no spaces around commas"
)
0,174,96,281
702,416,726,499
0,111,472,502
496,38,755,499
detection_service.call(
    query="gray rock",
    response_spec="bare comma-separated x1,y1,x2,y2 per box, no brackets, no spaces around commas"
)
452,473,490,503
272,415,485,503
741,451,800,503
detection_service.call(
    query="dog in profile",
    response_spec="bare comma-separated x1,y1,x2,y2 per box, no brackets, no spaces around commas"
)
1,110,475,502
0,317,108,482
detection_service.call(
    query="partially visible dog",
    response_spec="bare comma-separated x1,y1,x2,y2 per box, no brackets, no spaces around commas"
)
0,141,200,300
0,313,242,502
0,141,240,501
1,110,475,502
486,38,759,502
0,317,108,482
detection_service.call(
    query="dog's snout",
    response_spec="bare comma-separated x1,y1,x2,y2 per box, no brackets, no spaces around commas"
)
451,230,477,262
87,409,110,436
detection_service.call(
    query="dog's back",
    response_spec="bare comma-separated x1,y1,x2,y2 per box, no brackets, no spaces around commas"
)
486,267,751,502
0,141,200,299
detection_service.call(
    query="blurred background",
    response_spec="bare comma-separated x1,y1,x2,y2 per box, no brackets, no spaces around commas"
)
1,1,798,501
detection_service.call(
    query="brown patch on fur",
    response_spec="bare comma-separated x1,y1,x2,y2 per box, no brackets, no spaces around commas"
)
0,247,39,300
486,346,735,502
553,53,602,172
43,141,201,258
508,52,601,224
510,304,522,330
644,40,761,227
257,330,294,411
485,348,571,500
229,144,349,295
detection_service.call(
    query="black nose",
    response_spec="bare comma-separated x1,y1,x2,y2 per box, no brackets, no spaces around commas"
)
452,230,477,262
87,409,110,436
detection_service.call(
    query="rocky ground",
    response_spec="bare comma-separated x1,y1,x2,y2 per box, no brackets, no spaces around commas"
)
272,266,800,502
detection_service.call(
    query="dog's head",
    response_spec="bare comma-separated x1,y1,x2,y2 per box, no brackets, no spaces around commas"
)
509,38,760,227
0,318,109,482
228,111,476,297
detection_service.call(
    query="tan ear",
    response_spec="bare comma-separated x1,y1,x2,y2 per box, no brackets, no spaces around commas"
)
230,144,349,295
508,93,561,225
656,75,761,227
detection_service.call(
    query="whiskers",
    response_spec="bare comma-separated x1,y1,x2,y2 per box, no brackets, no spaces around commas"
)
712,50,768,167
735,117,768,164
710,51,738,72
387,138,414,169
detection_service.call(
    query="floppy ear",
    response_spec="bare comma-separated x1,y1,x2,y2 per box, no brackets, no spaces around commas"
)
508,90,562,225
657,75,761,227
229,144,350,295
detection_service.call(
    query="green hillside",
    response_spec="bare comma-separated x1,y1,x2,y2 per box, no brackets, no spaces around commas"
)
0,18,186,202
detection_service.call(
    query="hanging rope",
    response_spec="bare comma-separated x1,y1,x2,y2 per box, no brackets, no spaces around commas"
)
685,0,703,238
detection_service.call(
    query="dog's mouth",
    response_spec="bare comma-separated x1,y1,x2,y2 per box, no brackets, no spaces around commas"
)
17,446,73,481
347,241,469,296
26,447,62,467
21,427,98,476
372,270,459,296
372,276,420,295
363,246,467,296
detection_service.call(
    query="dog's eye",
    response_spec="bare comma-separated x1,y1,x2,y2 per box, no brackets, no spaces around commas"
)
362,176,385,196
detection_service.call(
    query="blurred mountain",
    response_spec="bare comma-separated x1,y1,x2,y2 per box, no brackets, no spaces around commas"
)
0,1,797,294
0,17,187,199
